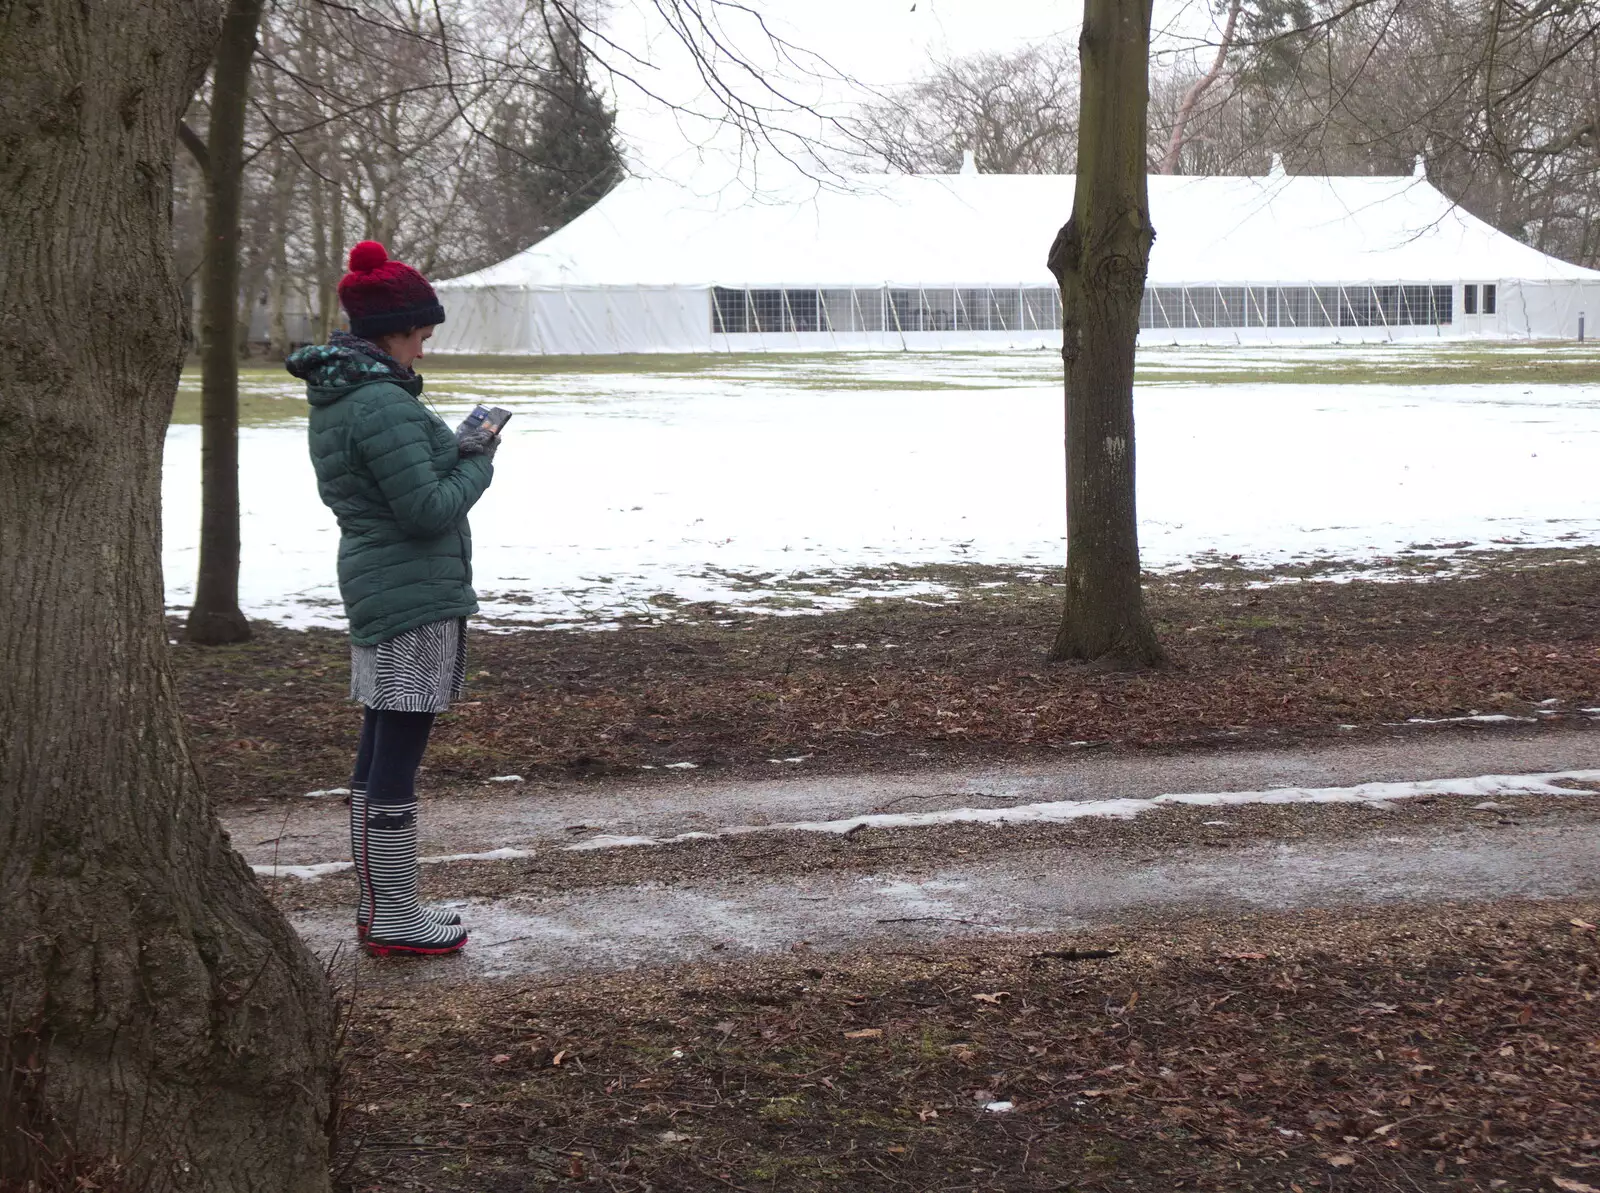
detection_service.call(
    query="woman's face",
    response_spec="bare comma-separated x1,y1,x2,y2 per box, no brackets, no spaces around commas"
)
378,325,435,368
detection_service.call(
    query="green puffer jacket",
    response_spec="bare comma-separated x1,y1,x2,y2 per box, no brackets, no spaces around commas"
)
287,339,494,646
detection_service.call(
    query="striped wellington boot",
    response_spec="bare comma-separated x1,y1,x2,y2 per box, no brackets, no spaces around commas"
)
350,783,460,940
361,802,468,956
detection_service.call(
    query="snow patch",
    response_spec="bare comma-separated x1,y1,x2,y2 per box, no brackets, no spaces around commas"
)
557,770,1600,851
163,363,1600,629
254,771,1600,879
1398,714,1537,726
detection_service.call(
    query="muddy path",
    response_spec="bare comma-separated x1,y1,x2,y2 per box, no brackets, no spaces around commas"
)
229,724,1597,866
288,817,1600,986
244,727,1600,986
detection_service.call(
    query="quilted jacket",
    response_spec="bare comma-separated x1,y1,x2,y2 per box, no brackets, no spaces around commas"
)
287,339,493,645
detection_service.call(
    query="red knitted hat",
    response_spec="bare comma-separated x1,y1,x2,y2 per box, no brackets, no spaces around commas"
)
337,241,446,340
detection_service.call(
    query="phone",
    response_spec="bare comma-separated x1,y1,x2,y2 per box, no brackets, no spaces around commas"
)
459,404,513,436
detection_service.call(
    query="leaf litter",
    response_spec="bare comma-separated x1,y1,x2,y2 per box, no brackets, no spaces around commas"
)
332,896,1600,1192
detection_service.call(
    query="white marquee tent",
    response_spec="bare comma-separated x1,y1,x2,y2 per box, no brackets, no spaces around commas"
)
432,163,1600,355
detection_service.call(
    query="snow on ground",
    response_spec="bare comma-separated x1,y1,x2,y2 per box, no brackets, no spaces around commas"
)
163,347,1600,628
249,768,1600,879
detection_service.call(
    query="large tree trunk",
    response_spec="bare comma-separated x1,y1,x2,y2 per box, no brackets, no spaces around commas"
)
0,0,335,1188
185,0,266,645
1047,0,1166,668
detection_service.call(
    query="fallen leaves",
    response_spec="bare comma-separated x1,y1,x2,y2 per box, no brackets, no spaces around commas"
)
183,556,1600,803
1552,1179,1600,1193
333,898,1600,1193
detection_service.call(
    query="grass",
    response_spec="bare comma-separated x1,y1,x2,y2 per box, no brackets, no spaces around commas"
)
170,341,1600,427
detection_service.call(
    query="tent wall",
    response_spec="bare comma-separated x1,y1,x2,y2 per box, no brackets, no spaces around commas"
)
432,284,713,354
1500,280,1600,339
432,278,1600,355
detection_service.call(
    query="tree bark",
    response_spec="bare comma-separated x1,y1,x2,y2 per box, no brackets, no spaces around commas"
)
0,0,335,1188
185,0,266,645
1047,0,1166,668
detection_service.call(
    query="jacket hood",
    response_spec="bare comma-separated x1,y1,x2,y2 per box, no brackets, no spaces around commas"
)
286,338,424,406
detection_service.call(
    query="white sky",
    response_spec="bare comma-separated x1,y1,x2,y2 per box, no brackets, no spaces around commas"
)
597,0,1221,182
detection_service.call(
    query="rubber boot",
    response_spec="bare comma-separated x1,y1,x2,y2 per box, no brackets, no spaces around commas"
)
362,802,468,956
350,783,461,940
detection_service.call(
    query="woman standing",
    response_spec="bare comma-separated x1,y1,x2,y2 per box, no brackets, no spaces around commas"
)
287,241,501,957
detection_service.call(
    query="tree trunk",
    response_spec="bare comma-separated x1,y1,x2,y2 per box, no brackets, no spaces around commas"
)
0,0,335,1188
186,0,266,645
1047,0,1166,668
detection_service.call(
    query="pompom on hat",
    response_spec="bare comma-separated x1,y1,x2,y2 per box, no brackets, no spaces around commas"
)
337,240,446,340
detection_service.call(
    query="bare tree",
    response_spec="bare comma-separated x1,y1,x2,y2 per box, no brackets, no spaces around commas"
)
1153,0,1600,264
853,44,1080,174
1,0,337,1187
182,0,265,646
1047,0,1166,667
1159,0,1244,172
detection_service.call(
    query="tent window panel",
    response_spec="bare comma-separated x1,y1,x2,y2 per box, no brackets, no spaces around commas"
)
1401,285,1431,325
747,290,784,333
1248,287,1271,327
888,289,921,332
1217,286,1247,327
1463,284,1479,315
712,287,749,334
1309,287,1339,327
955,289,986,331
820,289,853,333
1432,285,1453,323
1022,288,1060,330
1149,288,1179,329
1372,285,1400,326
1339,286,1374,327
784,289,820,333
1483,283,1497,314
988,289,1020,331
922,289,957,331
1278,288,1305,327
854,288,886,331
1138,290,1154,329
1188,287,1221,328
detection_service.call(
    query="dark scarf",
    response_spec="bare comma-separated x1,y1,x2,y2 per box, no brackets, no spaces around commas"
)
329,329,417,382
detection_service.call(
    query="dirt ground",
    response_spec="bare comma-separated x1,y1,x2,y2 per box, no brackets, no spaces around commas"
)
173,551,1600,806
171,553,1600,1190
331,896,1600,1193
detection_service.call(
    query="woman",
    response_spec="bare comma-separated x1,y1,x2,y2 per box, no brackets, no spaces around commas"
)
286,240,501,957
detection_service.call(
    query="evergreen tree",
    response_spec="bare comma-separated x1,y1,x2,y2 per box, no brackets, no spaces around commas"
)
479,31,624,263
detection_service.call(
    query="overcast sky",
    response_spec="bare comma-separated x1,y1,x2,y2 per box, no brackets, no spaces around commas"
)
598,0,1221,182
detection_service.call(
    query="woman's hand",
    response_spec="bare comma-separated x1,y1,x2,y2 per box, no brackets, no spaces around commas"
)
457,426,500,459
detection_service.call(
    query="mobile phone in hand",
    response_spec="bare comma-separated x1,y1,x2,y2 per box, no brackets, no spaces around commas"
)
459,404,514,436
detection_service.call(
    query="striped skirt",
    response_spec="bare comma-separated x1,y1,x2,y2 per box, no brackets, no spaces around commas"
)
350,617,468,713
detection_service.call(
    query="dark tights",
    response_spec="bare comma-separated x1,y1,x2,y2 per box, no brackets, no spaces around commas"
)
352,706,436,806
